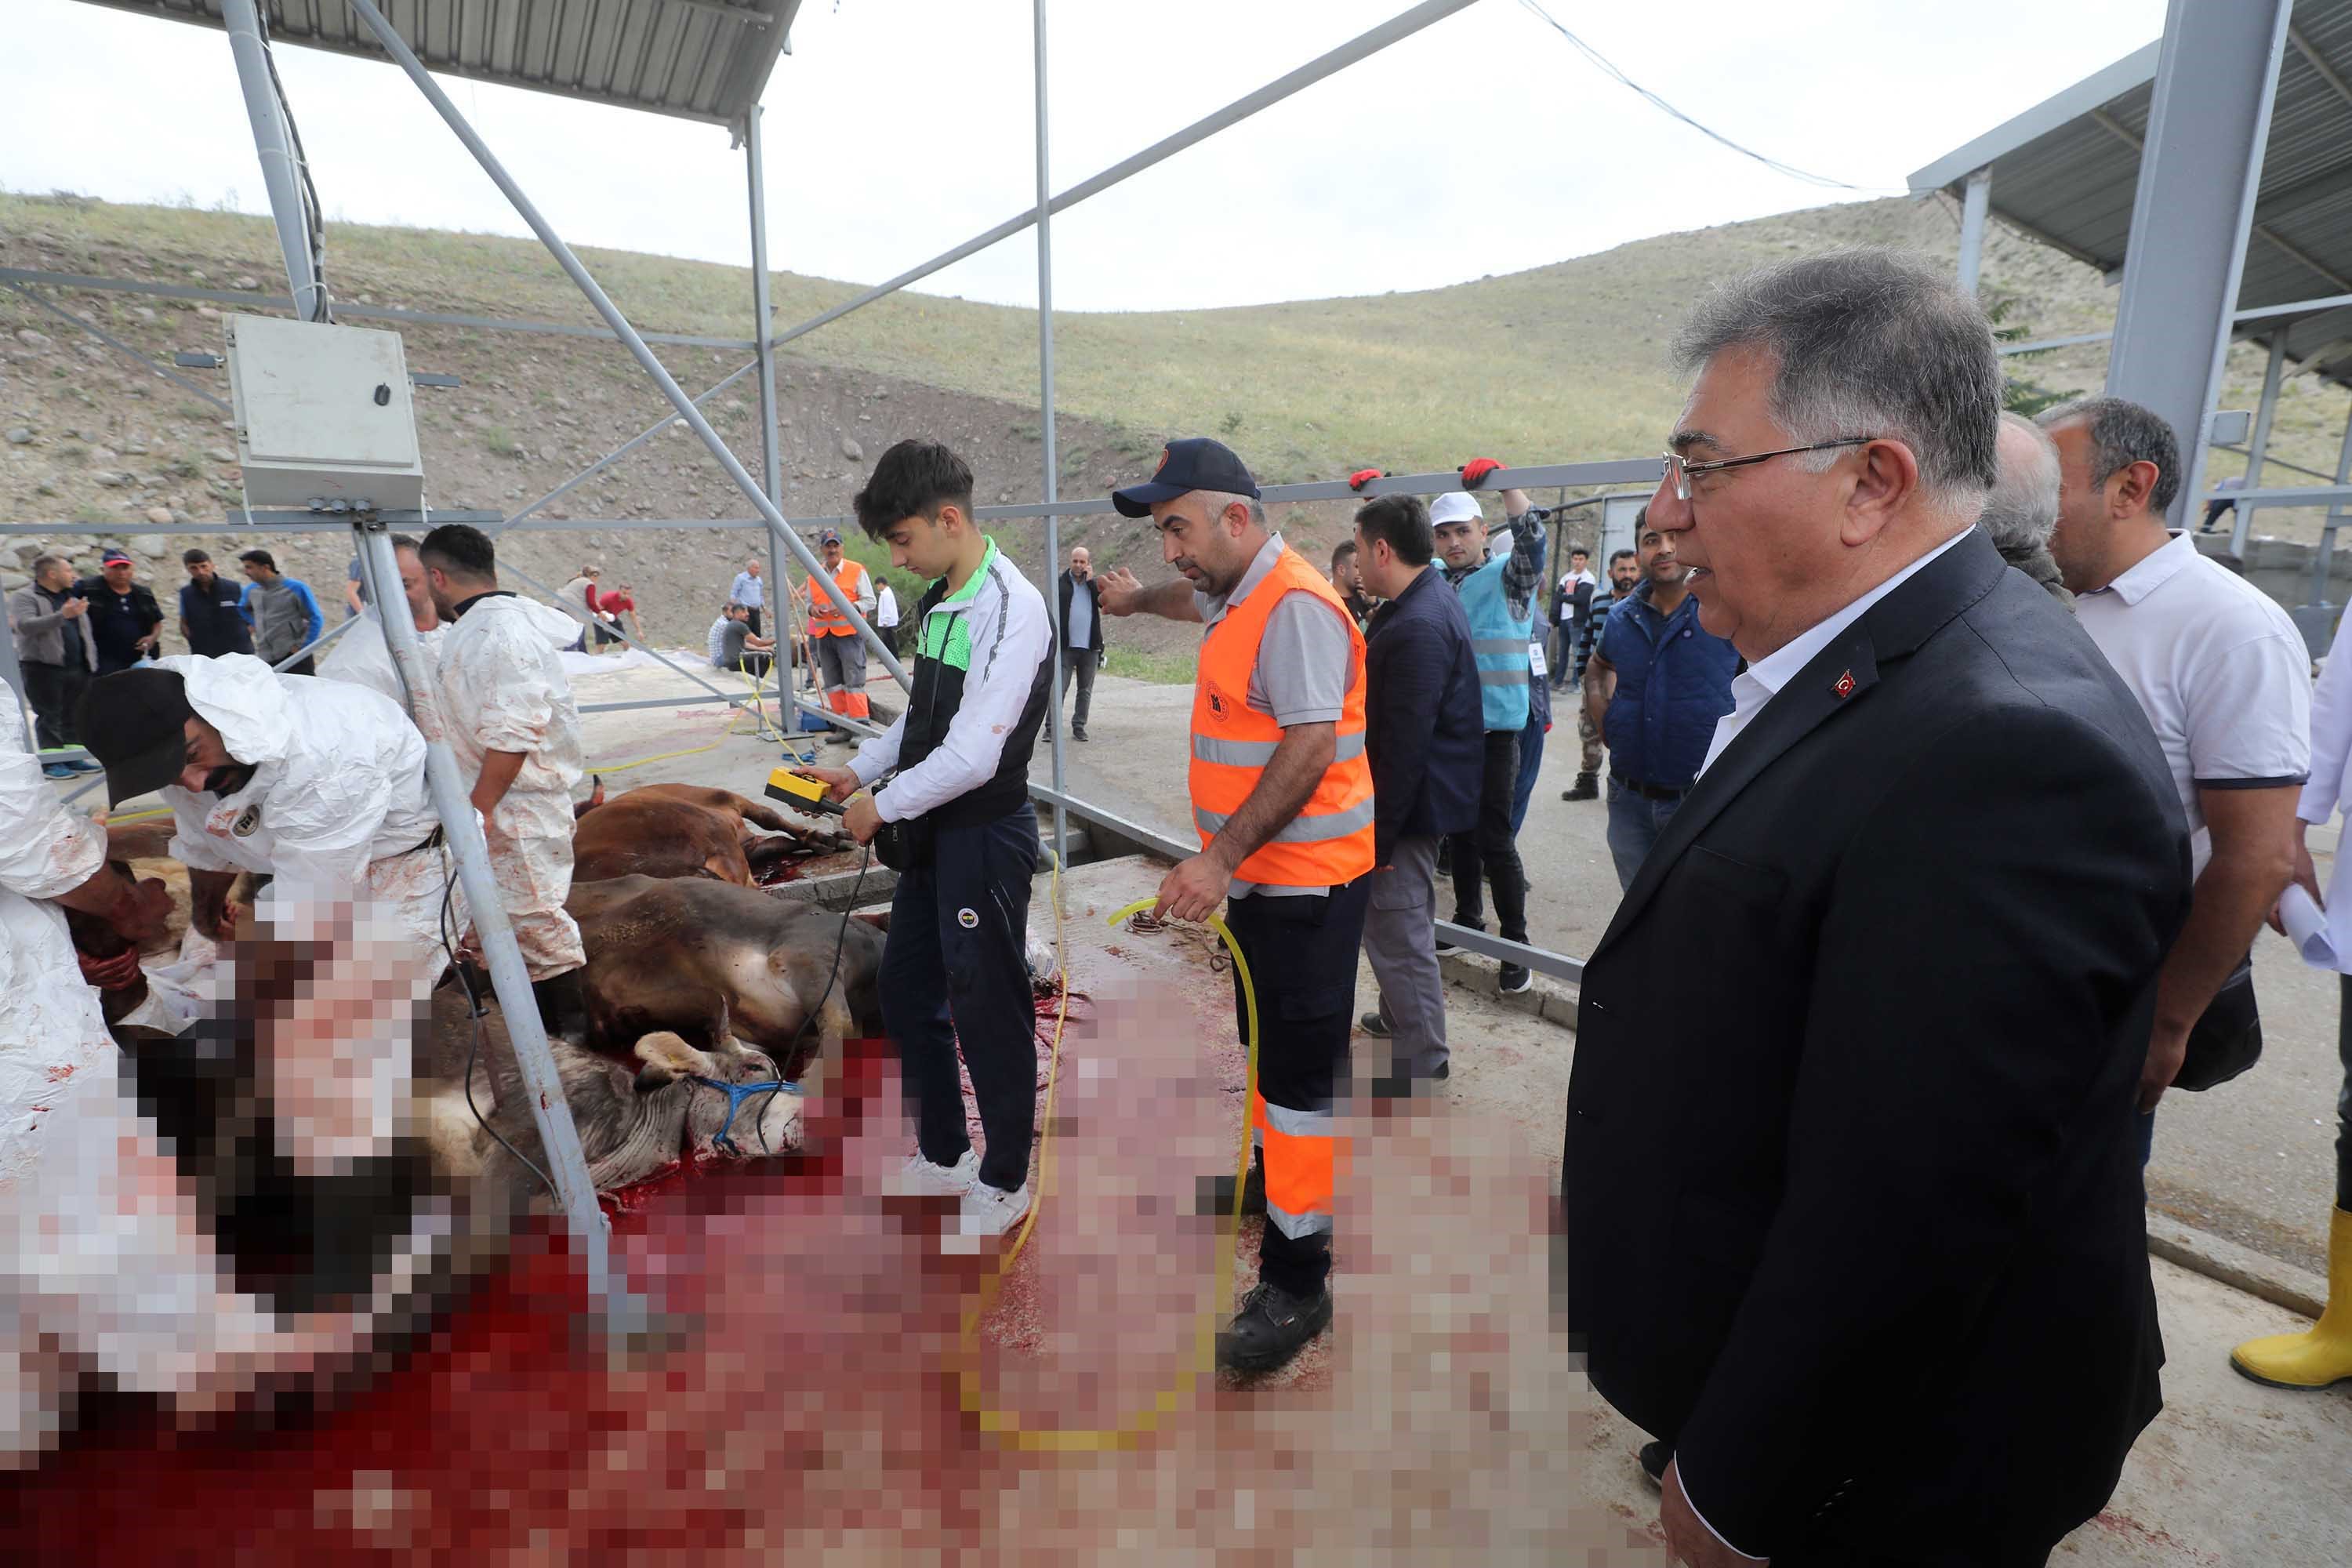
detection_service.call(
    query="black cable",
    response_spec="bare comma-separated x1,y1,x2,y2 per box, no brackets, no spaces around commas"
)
438,851,559,1200
1515,0,1892,194
257,10,332,322
750,841,870,1155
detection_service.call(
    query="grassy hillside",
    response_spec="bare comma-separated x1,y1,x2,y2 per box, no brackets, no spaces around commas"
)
5,190,2347,674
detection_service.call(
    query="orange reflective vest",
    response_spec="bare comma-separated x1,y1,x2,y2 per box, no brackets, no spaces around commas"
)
1188,544,1374,888
806,559,871,637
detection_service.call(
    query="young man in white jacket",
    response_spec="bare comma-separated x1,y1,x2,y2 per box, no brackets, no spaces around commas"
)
418,523,591,1044
798,441,1052,1240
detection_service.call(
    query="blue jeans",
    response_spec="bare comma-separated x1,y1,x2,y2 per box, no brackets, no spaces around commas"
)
1605,775,1683,891
1509,708,1546,837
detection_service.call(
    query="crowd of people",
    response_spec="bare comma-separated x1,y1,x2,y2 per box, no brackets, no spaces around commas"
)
8,245,2352,1563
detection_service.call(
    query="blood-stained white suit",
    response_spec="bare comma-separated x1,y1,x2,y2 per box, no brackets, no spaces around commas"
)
434,592,588,978
1,678,354,1463
317,608,447,710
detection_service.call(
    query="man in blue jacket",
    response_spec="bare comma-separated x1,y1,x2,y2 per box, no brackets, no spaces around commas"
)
1583,514,1739,890
1351,493,1483,1083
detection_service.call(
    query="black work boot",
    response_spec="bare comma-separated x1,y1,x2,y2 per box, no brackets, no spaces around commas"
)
1562,770,1599,802
1218,1279,1334,1374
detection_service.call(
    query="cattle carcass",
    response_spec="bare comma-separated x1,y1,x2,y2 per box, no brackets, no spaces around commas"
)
571,782,845,886
564,873,884,1080
430,982,809,1199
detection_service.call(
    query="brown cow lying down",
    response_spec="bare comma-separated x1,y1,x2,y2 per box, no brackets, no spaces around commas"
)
571,782,847,886
426,988,808,1200
564,873,885,1080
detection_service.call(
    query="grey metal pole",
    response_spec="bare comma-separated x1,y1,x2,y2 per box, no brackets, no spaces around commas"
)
744,106,795,742
2105,0,2292,529
0,603,34,753
1955,167,1992,295
345,0,909,695
496,555,746,710
2230,331,2290,556
351,518,638,1332
763,0,1481,354
1035,0,1066,870
220,0,326,321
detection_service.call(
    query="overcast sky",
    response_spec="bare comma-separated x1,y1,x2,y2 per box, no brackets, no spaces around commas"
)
5,0,2164,314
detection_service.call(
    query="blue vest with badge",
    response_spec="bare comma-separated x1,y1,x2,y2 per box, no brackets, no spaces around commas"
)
1457,554,1533,732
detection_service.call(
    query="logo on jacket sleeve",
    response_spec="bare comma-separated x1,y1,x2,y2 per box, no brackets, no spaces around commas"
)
232,804,263,837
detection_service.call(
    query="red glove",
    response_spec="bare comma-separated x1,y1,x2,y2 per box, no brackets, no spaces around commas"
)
1459,457,1505,488
78,943,145,993
1348,468,1387,492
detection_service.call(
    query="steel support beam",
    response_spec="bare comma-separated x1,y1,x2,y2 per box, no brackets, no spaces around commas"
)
350,520,636,1332
763,0,1479,354
743,105,796,732
1034,0,1066,870
2104,0,2292,529
2303,404,2352,629
498,360,760,535
346,0,909,696
2,281,234,413
1955,167,1991,295
2231,332,2291,555
221,0,326,321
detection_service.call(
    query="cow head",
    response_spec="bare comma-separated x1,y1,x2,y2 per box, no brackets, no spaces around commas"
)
632,1030,803,1157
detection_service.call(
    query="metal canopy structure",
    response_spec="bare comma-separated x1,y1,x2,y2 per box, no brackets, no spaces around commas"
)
72,0,804,125
1911,0,2352,388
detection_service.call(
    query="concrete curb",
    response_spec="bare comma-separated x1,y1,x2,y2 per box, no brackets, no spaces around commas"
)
1438,949,1580,1030
2146,1211,2328,1322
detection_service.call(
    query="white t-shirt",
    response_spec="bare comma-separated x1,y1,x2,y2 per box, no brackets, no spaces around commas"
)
876,582,900,630
2074,530,2311,878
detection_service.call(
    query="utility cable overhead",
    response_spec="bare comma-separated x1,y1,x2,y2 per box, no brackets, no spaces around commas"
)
1516,0,1893,194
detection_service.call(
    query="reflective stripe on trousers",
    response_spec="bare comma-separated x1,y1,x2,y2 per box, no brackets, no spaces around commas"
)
1252,1094,1338,1240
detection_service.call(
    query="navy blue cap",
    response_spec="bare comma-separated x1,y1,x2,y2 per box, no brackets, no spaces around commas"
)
1112,437,1260,518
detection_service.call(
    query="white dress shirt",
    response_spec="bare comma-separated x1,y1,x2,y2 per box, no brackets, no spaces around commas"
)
1697,528,1973,781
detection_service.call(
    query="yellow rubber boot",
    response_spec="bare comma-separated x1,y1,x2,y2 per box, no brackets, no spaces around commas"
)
2230,1207,2352,1390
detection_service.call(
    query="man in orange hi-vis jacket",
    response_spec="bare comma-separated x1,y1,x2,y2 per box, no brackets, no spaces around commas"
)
805,527,878,731
1098,437,1373,1376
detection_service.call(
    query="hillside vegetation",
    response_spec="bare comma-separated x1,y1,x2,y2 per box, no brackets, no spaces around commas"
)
5,191,2347,670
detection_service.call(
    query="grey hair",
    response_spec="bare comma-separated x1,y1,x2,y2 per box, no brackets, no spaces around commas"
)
1671,246,2002,512
2037,395,2181,515
1980,412,2061,551
1196,490,1267,529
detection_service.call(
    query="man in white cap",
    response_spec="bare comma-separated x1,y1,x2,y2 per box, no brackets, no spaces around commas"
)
1431,460,1551,995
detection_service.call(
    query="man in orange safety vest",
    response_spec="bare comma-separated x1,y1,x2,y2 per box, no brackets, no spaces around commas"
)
1098,437,1373,1375
804,527,879,738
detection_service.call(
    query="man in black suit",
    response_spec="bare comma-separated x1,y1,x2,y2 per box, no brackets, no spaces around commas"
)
1563,249,2190,1568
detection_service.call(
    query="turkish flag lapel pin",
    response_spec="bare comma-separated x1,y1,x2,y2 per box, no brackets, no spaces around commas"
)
1832,669,1857,699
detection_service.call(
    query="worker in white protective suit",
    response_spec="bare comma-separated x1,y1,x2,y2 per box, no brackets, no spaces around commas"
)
1,676,365,1465
71,655,463,1171
416,522,590,1040
317,532,448,708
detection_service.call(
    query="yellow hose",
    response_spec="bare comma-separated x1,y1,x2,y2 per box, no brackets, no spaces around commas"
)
956,880,1258,1452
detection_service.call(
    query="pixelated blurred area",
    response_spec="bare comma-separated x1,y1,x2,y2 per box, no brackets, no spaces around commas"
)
2,855,1598,1562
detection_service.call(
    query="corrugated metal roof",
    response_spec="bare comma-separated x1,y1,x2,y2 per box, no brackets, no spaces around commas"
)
1910,0,2352,386
69,0,801,127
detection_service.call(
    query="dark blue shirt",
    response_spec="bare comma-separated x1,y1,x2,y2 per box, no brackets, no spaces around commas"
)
74,575,164,673
1363,566,1483,860
1597,579,1739,789
179,574,255,657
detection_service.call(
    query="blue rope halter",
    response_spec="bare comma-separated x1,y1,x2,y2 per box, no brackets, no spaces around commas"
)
687,1075,802,1156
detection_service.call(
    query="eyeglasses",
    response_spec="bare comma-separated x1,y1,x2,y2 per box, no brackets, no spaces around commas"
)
1661,437,1876,501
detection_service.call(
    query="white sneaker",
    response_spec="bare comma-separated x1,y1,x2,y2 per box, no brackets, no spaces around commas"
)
889,1147,979,1198
953,1180,1032,1243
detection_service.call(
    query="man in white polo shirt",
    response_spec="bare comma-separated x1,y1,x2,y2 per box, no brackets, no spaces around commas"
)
2042,396,2310,1159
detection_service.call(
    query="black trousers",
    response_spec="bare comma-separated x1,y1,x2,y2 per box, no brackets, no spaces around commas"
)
1060,646,1098,734
21,659,85,750
1223,873,1372,1298
722,652,773,679
745,607,764,638
1446,728,1529,944
880,807,1042,1194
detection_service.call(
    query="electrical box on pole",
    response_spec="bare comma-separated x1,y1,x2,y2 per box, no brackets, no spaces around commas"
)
225,314,426,509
